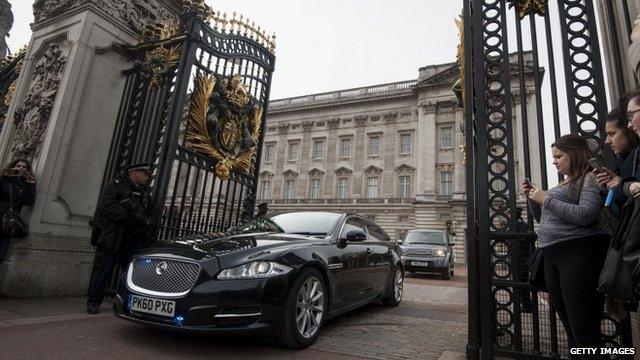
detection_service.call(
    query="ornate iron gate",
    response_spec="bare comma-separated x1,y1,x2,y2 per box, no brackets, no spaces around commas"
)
103,5,275,240
463,0,632,358
0,48,25,134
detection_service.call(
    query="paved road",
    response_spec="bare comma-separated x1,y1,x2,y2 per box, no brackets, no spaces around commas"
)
0,271,468,360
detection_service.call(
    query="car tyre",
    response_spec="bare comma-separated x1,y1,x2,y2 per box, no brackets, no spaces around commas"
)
381,267,403,307
275,268,327,349
441,263,453,280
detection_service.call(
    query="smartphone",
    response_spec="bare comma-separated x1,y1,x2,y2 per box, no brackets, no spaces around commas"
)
523,178,531,186
588,158,603,171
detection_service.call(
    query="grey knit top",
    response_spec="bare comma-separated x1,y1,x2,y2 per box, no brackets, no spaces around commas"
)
530,174,606,248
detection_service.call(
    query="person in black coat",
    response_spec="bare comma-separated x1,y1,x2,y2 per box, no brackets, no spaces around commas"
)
0,158,36,263
86,163,154,314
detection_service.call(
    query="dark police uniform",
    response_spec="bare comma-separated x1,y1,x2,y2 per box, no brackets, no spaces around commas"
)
86,165,154,313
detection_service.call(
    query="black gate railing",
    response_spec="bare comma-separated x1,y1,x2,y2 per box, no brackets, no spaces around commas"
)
103,5,275,241
464,0,632,358
0,49,25,134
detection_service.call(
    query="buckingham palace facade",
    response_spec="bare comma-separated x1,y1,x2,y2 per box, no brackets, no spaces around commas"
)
259,55,540,263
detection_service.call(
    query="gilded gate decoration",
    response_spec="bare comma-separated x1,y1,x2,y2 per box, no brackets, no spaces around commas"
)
185,73,262,180
102,0,275,241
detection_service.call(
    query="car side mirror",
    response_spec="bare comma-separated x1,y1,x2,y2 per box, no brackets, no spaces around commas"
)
346,230,366,242
398,239,403,244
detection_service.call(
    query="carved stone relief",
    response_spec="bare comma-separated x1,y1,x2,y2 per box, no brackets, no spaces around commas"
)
12,42,70,160
33,0,176,34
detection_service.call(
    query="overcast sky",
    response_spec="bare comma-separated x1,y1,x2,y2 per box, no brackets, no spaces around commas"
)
7,0,462,100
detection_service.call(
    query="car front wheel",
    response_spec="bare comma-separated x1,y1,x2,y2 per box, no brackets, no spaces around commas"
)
441,262,453,280
381,267,403,307
276,268,327,348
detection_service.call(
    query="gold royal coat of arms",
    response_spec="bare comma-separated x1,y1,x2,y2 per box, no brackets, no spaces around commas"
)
185,73,263,180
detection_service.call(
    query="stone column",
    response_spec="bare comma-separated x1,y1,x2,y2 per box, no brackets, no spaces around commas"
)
0,0,179,297
417,102,436,199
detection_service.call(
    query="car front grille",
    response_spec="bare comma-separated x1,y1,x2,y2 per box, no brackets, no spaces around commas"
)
128,257,201,296
403,248,435,257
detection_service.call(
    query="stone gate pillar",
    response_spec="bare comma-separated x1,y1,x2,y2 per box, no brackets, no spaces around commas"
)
0,0,181,297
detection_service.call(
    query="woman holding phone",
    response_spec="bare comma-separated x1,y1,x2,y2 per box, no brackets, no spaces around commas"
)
0,159,36,264
522,134,608,356
593,107,639,217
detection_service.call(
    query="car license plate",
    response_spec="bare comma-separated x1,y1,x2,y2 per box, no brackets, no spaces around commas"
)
411,261,431,267
129,295,175,317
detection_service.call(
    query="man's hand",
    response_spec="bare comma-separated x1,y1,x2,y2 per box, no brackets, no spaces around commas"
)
528,186,548,205
521,179,533,196
593,167,620,188
630,181,640,198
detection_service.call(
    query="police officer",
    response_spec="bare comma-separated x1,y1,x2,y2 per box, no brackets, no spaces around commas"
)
86,163,154,314
256,202,268,217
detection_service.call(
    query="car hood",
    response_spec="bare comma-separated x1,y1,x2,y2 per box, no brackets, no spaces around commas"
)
192,232,324,255
136,232,325,278
400,244,448,251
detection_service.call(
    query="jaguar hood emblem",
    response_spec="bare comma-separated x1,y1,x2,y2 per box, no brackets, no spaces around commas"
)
155,261,168,275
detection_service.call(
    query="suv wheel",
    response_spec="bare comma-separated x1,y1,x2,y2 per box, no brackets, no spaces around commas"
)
441,262,453,280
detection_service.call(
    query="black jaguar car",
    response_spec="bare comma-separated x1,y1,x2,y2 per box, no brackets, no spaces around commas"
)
114,211,404,348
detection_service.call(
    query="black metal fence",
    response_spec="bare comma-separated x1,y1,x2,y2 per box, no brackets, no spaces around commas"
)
464,0,632,358
0,51,25,134
103,9,275,241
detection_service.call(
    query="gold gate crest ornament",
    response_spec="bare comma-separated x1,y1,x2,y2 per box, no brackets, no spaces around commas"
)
185,73,263,180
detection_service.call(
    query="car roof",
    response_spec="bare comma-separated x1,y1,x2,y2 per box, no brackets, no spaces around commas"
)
408,229,445,233
272,211,345,217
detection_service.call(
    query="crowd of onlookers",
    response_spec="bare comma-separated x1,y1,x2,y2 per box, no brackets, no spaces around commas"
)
523,90,640,358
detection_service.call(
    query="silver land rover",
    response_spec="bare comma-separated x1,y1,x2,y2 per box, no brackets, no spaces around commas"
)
400,229,455,280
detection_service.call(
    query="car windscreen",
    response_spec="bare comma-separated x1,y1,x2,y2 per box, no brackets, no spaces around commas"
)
235,212,341,237
404,231,445,245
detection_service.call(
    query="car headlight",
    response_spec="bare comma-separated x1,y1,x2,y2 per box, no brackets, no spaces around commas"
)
434,249,446,257
217,261,293,280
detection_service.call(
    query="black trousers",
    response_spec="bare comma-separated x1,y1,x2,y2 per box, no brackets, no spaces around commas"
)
86,246,134,307
0,236,9,263
542,235,609,357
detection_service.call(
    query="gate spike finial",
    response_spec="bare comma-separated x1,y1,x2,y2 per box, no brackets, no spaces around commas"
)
242,18,249,37
256,25,262,44
222,12,228,32
231,12,237,34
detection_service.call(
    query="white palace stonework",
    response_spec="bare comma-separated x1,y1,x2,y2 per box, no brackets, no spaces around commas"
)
261,55,541,264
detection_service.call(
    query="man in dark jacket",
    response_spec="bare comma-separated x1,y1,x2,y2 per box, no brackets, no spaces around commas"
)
86,163,154,314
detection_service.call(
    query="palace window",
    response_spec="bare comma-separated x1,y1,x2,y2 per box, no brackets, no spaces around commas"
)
287,142,299,161
309,179,321,199
399,134,412,154
284,180,296,199
337,178,349,199
340,138,352,157
264,143,275,163
440,126,453,149
367,177,379,198
398,176,411,198
312,140,324,160
440,172,453,196
368,136,380,157
260,180,270,200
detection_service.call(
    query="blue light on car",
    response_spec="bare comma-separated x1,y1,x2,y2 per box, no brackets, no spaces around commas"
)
174,315,185,326
127,294,133,310
138,258,152,265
